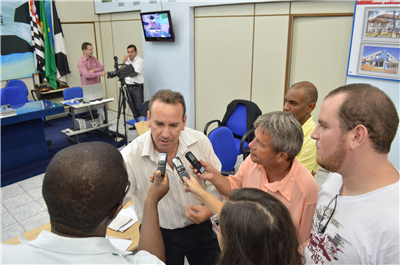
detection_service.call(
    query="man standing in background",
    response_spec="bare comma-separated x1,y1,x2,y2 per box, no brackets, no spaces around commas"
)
122,44,145,129
284,81,319,175
77,42,105,87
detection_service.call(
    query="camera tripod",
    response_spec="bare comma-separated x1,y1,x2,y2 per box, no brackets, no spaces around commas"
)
114,76,137,147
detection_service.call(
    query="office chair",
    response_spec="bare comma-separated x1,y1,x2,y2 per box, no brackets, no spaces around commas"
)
1,86,29,106
208,126,237,176
6,80,29,98
204,99,262,158
127,100,150,128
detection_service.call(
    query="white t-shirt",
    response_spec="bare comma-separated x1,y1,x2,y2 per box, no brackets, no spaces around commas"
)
304,172,400,264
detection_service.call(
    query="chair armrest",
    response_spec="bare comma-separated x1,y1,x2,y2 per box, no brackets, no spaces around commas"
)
31,90,41,101
240,128,255,152
204,120,222,135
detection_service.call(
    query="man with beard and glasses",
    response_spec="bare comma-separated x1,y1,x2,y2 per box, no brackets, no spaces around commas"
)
304,83,400,264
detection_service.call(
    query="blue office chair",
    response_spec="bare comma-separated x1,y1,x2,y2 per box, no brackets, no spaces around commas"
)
127,100,149,128
6,80,29,99
204,99,262,158
63,87,86,117
63,86,83,100
1,86,29,106
208,126,237,176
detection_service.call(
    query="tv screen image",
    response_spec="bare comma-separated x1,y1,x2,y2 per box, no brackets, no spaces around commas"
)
140,11,174,42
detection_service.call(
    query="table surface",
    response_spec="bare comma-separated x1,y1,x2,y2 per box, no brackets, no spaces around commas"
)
0,100,65,126
135,121,149,136
2,200,140,252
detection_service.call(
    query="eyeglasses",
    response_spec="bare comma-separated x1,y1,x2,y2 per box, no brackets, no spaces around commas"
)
211,213,221,234
105,180,131,216
318,194,339,234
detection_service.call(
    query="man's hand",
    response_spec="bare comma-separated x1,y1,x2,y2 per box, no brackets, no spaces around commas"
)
185,205,212,224
146,170,169,203
88,69,95,73
190,159,217,182
100,71,106,76
123,55,128,63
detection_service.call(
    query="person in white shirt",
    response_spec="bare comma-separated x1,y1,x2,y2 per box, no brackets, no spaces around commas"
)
121,44,145,128
2,142,168,264
304,83,400,264
122,89,222,265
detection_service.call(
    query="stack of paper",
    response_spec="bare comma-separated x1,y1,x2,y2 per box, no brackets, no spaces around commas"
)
108,206,138,232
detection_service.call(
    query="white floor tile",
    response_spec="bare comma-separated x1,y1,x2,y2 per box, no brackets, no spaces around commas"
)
2,211,18,228
18,175,44,192
8,201,46,223
27,187,43,201
19,211,50,232
36,198,48,211
2,192,35,211
1,183,26,200
2,222,26,242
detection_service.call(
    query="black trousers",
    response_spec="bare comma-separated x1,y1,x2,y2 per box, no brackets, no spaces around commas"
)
126,83,144,119
160,220,220,265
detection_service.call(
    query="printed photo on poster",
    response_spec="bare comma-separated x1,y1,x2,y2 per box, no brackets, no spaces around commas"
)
358,43,399,79
363,8,400,42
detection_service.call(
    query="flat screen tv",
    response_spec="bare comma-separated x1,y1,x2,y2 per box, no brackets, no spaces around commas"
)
140,11,175,42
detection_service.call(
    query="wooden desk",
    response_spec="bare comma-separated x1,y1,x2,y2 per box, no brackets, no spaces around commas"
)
31,86,69,101
135,121,149,136
3,200,140,252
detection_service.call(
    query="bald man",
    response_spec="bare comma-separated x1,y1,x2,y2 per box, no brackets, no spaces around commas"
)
3,142,168,264
284,81,319,175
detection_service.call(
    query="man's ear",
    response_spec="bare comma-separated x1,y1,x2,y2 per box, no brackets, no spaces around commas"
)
109,202,123,222
350,125,368,150
147,111,151,126
306,102,316,114
182,114,187,130
276,152,289,163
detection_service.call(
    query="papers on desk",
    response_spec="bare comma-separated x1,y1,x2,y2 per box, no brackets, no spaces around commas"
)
108,206,138,232
106,237,133,251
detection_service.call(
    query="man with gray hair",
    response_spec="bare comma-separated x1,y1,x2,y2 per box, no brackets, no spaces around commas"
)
194,111,319,247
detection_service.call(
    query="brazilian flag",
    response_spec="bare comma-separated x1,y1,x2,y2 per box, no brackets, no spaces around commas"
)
38,1,57,89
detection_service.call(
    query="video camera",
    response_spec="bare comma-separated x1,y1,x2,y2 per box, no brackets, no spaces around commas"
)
107,56,137,79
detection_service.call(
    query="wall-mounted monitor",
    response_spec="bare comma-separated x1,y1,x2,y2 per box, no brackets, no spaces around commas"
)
140,11,175,42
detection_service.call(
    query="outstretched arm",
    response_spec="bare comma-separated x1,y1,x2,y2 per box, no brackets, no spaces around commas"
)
182,175,224,215
138,171,169,262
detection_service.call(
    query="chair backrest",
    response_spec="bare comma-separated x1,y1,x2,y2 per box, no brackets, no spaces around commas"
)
6,80,29,97
141,100,150,116
208,126,237,172
1,86,29,105
63,87,83,100
222,99,262,138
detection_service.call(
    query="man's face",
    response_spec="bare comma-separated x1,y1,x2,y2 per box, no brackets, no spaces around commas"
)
248,127,279,167
148,100,186,152
311,94,348,172
83,45,93,58
283,88,312,125
127,47,137,61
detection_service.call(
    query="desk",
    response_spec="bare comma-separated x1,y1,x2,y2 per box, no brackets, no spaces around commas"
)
1,100,64,176
135,121,149,136
60,98,114,143
31,86,69,101
3,200,140,252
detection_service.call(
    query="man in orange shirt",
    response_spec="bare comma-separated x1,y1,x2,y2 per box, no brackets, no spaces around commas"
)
194,111,319,246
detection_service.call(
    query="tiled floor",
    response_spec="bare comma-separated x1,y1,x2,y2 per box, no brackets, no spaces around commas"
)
1,111,329,242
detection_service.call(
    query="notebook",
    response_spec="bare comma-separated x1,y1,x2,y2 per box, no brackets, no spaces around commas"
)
83,83,104,102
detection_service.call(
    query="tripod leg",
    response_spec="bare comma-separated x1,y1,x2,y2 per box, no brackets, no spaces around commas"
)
125,86,139,121
115,85,125,147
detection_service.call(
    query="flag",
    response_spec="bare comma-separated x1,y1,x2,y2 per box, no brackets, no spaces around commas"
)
38,1,57,89
51,1,70,82
29,0,45,77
